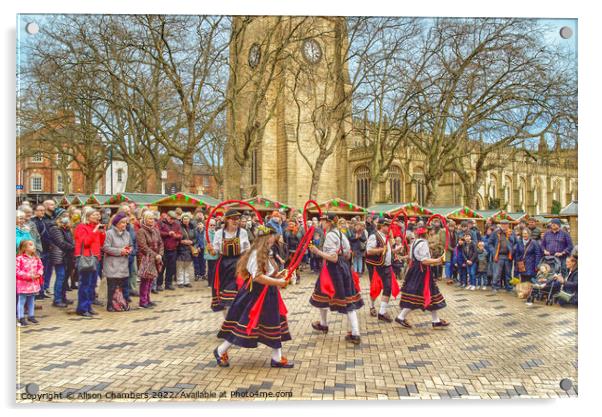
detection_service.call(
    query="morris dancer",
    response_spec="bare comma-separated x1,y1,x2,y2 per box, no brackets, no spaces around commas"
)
365,217,402,322
309,213,364,344
214,225,293,368
208,210,250,317
396,226,450,329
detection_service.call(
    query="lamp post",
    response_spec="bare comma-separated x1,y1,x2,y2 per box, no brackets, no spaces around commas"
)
109,145,113,195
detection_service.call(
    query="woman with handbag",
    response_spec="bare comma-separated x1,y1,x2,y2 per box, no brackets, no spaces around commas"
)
513,229,543,283
102,213,132,312
136,211,164,308
176,213,198,288
74,208,105,317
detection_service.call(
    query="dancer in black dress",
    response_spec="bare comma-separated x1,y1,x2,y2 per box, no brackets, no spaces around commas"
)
309,213,364,344
395,227,450,329
208,210,250,316
214,224,293,368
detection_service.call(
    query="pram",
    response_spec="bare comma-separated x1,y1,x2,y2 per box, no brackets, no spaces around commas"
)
528,256,562,305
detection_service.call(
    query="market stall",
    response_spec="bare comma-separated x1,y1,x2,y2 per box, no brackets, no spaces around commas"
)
306,198,367,219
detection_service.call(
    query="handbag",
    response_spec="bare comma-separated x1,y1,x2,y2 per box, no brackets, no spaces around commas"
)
516,240,531,273
139,254,159,280
76,241,98,272
190,246,200,257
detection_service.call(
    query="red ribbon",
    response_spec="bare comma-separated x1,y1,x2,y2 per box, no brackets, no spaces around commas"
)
285,225,314,282
352,271,361,292
236,274,245,290
247,286,269,335
214,256,222,301
205,199,264,243
319,260,336,298
302,200,322,233
422,264,432,308
390,266,400,299
369,268,383,299
388,208,409,253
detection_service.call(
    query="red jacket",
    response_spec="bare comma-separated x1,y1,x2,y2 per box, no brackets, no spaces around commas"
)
74,223,105,260
159,219,182,251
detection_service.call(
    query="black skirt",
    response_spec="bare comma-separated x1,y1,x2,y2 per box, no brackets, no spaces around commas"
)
211,256,240,311
310,259,364,314
399,261,446,311
217,281,291,349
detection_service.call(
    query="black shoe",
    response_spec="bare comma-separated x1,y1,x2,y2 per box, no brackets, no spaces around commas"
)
63,299,74,305
166,286,176,291
41,293,51,299
77,311,93,317
270,357,294,368
88,309,99,316
194,275,201,281
369,307,377,317
52,302,68,308
345,333,361,345
213,347,230,367
18,318,29,327
35,294,45,301
66,287,73,292
126,297,132,303
140,304,153,309
177,284,184,288
70,284,78,290
151,289,159,294
184,283,192,288
311,321,329,333
93,299,104,306
148,301,157,306
107,306,116,312
27,317,39,324
432,319,450,329
377,313,393,323
157,286,164,292
395,318,412,328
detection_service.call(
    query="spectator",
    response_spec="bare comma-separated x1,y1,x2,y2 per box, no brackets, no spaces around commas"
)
136,211,164,308
176,213,197,288
513,228,543,284
266,211,284,236
365,216,376,236
16,210,33,252
193,211,207,280
16,240,44,327
461,234,478,290
555,254,578,307
349,222,367,275
205,219,219,288
527,217,542,240
466,220,482,243
541,218,574,275
74,208,105,317
284,220,304,284
475,241,489,290
444,220,457,282
19,205,42,256
454,237,466,287
102,212,132,312
158,211,182,291
47,210,75,308
488,220,515,293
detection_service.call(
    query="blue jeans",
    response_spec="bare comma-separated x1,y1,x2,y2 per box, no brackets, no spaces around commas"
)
77,270,98,314
459,267,467,286
53,264,66,303
193,251,206,277
476,272,487,287
353,255,364,274
17,294,36,319
41,253,53,293
492,257,512,290
466,263,477,286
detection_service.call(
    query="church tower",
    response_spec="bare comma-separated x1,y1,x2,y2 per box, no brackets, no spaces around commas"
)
224,16,352,209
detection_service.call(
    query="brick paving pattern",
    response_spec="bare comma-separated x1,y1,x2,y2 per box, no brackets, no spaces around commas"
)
16,273,578,402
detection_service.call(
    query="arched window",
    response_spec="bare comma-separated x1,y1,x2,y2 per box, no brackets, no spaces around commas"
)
518,177,527,212
504,175,512,209
355,166,371,208
533,179,541,215
30,174,43,192
388,165,402,203
413,172,426,206
56,174,64,193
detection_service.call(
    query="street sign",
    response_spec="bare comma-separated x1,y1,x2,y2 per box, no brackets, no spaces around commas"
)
16,185,24,190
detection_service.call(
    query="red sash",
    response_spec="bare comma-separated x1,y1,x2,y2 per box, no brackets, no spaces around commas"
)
214,256,222,300
352,271,361,292
369,268,383,299
390,266,400,299
246,286,288,336
422,264,432,308
319,260,336,298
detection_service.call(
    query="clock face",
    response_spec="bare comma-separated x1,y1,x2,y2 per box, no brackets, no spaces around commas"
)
248,43,260,69
302,38,322,65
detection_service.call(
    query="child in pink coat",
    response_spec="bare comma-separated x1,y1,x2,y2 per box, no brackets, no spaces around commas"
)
16,240,43,327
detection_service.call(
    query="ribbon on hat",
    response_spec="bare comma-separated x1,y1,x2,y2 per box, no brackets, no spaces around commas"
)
205,199,263,243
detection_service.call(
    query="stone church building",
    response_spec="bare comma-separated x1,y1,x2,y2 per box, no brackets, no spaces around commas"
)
224,17,577,214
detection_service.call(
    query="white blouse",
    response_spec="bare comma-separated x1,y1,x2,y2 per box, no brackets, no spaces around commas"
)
366,231,392,266
247,250,276,279
323,230,351,257
212,227,250,255
412,239,431,262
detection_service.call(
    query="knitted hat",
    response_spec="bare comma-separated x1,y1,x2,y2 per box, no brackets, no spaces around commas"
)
112,212,128,226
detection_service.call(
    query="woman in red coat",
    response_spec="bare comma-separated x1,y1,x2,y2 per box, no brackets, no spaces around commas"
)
74,208,105,317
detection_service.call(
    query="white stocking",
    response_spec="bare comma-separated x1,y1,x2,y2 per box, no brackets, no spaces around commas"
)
217,341,232,356
347,310,360,336
397,308,411,321
431,310,440,323
319,308,328,326
271,348,282,362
